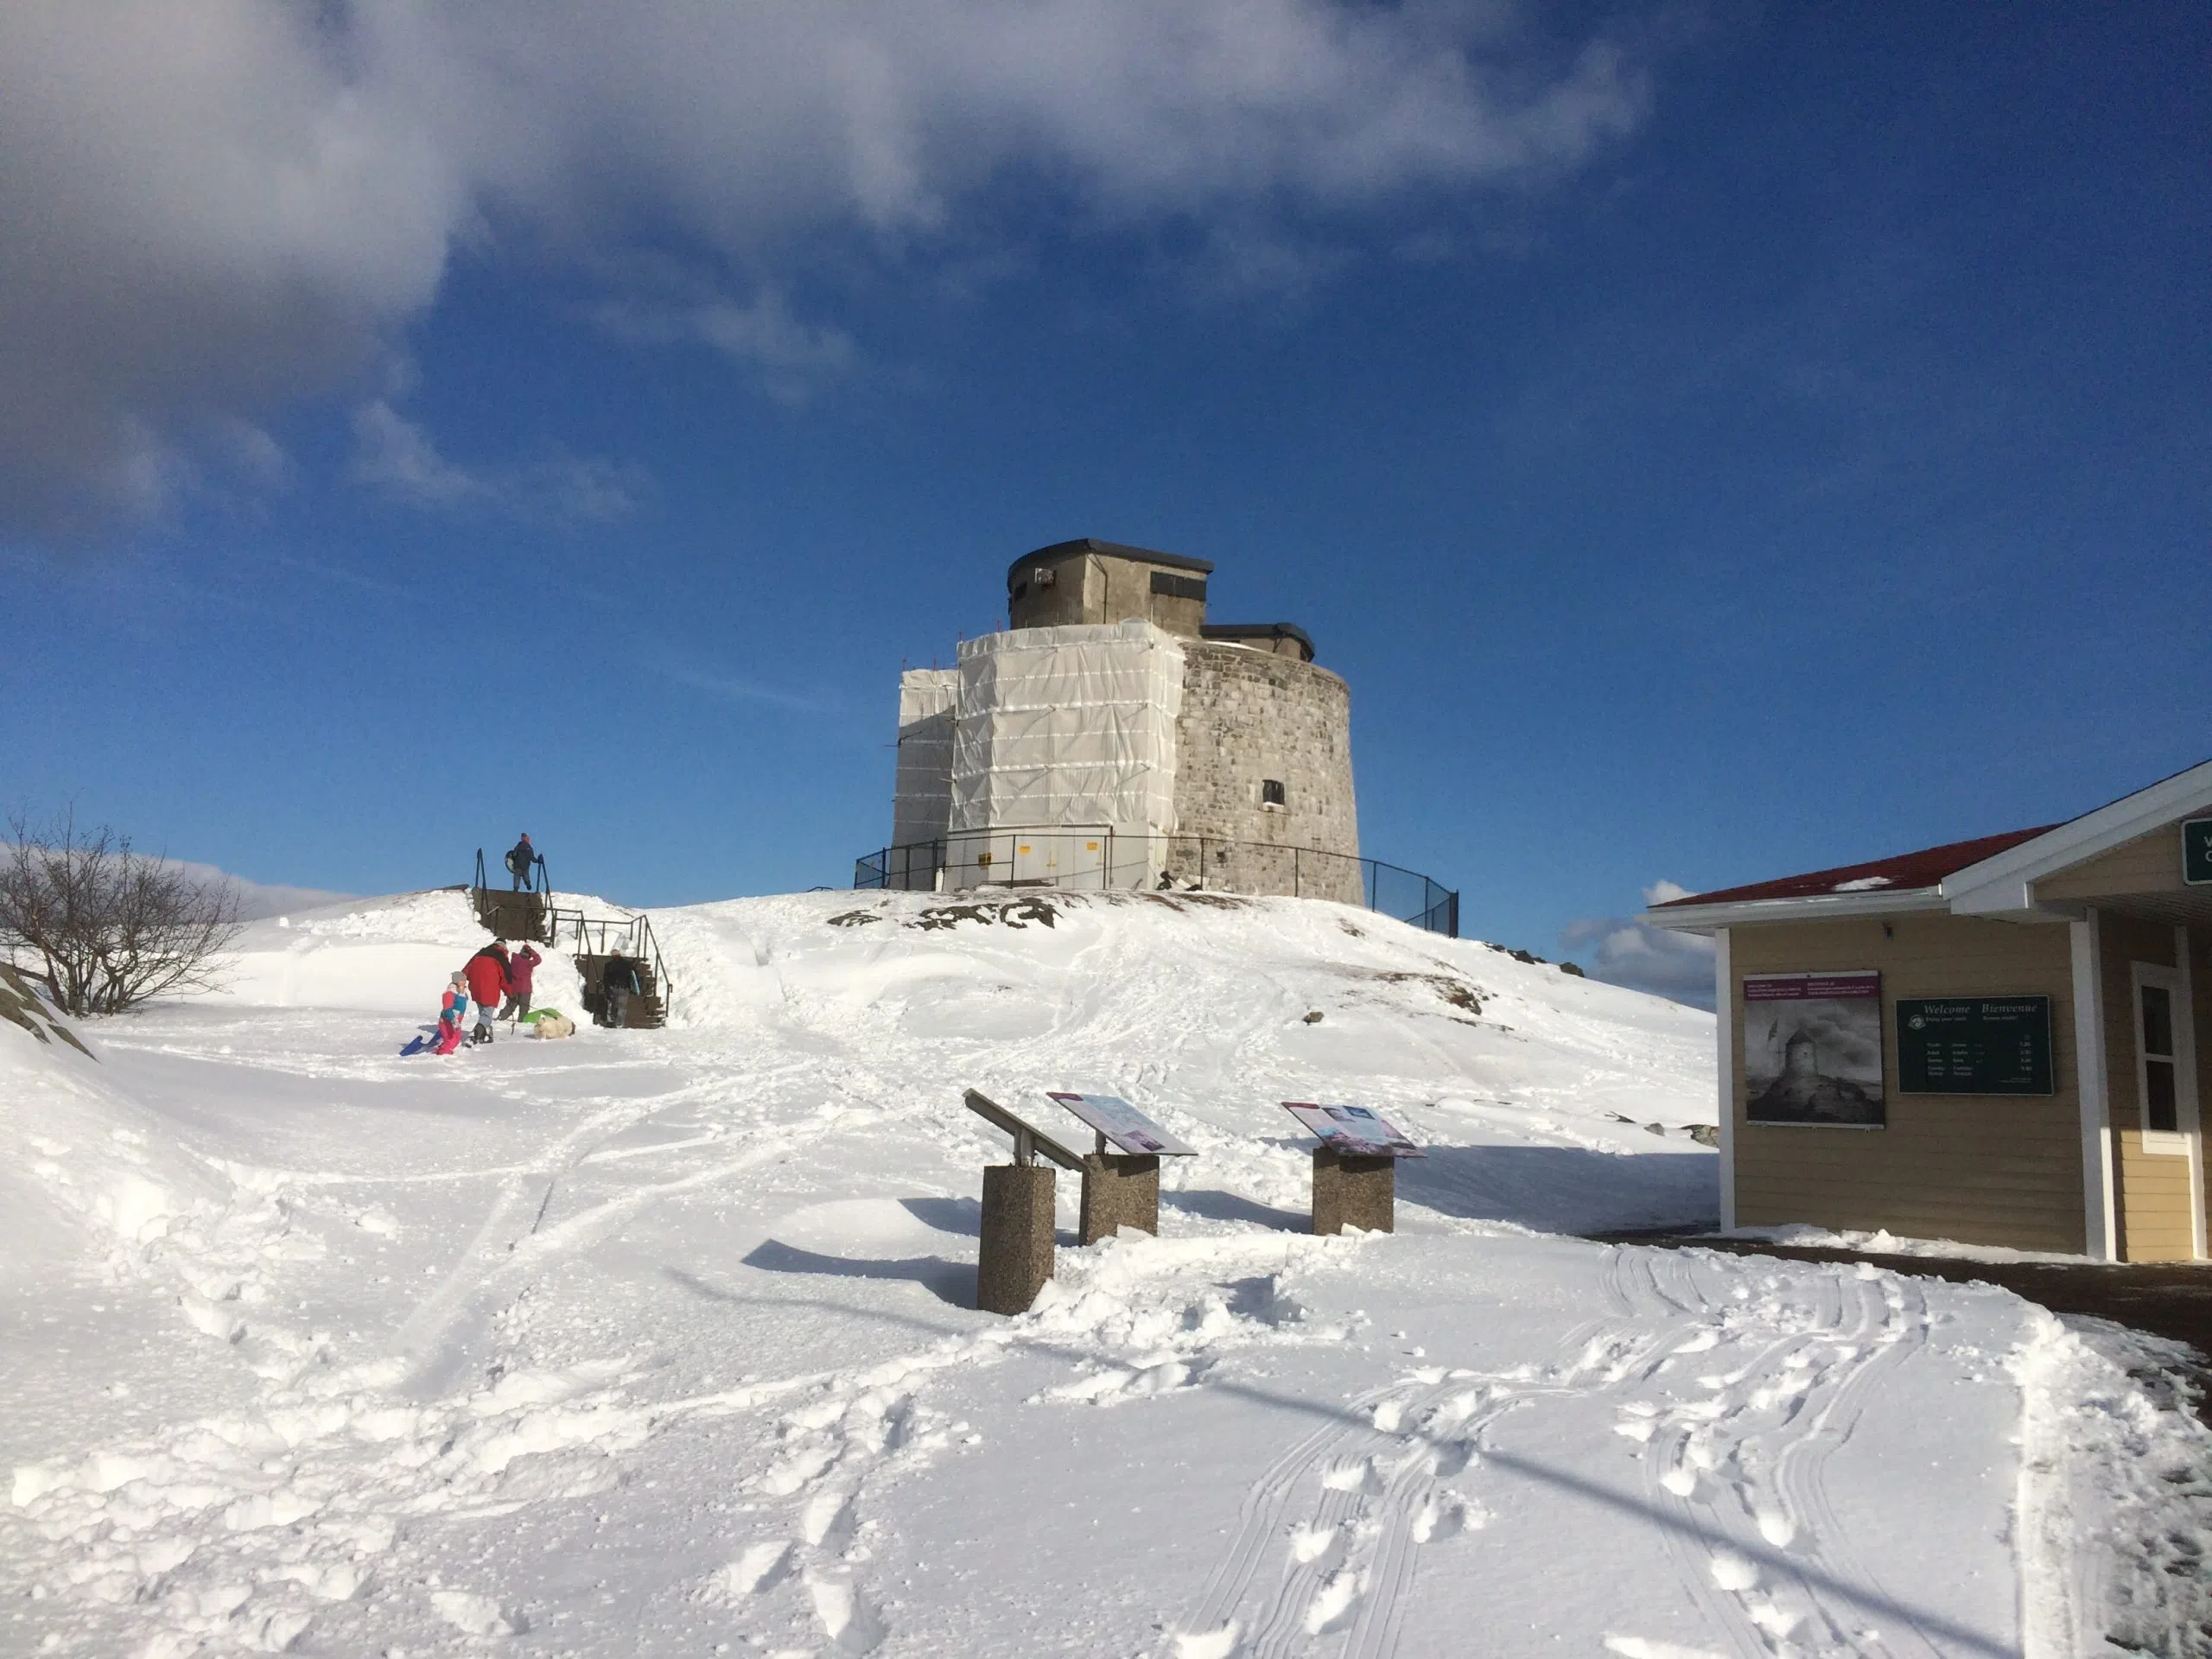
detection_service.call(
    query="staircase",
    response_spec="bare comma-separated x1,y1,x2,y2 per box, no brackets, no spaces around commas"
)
472,887,551,944
467,849,671,1028
575,949,669,1029
470,849,555,943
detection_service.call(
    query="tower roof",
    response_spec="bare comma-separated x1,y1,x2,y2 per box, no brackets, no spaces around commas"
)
1007,538,1215,587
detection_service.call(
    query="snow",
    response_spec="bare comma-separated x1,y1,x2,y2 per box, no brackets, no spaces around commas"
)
1720,1226,2102,1267
4,886,2209,1656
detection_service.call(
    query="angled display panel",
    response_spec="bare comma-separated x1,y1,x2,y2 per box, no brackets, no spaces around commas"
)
1281,1103,1424,1158
1047,1091,1197,1157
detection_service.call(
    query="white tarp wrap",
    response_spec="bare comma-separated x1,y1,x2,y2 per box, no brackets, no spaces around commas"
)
950,620,1184,840
892,668,959,846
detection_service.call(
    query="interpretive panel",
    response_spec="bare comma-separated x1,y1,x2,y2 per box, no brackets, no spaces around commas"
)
1742,971,1885,1128
1896,996,2055,1096
1282,1103,1425,1159
1046,1092,1196,1157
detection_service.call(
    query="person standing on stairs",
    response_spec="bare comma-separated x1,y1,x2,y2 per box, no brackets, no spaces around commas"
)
601,951,641,1029
506,832,538,891
465,942,510,1046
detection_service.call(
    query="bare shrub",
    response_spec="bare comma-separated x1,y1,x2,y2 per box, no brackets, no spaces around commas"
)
0,808,245,1016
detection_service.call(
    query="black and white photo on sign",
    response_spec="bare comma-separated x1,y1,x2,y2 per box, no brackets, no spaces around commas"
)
1742,972,1885,1128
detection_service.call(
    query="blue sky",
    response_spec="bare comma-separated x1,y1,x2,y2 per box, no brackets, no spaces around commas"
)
3,3,2206,1004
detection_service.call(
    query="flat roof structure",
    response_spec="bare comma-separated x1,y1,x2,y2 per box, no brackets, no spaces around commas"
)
1007,538,1215,587
1200,622,1316,663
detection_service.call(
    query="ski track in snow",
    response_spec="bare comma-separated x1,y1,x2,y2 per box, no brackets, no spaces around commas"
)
7,888,2211,1656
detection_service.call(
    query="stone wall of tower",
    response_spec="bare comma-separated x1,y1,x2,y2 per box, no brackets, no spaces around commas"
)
1168,640,1360,904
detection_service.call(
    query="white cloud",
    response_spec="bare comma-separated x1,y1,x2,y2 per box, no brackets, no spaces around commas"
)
350,401,493,509
1560,877,1714,1007
348,399,645,522
61,855,355,923
0,1,1654,539
592,285,858,404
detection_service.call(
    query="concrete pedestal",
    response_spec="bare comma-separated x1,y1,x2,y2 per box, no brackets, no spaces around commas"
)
977,1165,1057,1314
1312,1148,1395,1235
1079,1153,1161,1244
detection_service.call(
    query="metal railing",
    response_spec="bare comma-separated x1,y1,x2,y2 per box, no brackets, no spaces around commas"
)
543,907,675,1020
467,849,673,1019
475,846,550,896
855,825,1458,938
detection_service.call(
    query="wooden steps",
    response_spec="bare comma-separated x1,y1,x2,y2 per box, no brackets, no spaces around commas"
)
575,953,667,1029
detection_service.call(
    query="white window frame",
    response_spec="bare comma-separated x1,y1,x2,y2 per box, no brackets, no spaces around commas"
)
2132,961,2195,1158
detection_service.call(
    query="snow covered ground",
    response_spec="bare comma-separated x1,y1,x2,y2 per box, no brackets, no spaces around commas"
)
5,887,2209,1657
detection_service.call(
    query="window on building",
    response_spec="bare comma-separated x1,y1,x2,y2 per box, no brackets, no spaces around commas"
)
1261,779,1287,807
1150,571,1207,601
2133,963,2189,1154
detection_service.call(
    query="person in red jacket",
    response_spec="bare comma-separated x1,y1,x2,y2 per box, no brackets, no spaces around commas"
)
463,943,510,1046
499,944,542,1024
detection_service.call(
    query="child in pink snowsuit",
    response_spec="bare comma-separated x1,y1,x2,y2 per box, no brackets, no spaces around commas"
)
433,974,470,1055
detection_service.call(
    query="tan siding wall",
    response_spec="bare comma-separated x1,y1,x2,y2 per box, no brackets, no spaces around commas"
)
2102,913,2194,1261
2195,925,2212,1252
2037,822,2190,901
1729,915,2084,1252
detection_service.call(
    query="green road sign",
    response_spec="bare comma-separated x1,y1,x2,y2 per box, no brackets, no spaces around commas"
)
1897,996,2055,1096
2185,818,2212,886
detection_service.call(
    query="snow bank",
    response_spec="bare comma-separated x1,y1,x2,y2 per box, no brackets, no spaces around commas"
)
202,887,585,1015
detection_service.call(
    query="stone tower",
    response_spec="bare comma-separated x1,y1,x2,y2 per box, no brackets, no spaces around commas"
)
890,539,1359,900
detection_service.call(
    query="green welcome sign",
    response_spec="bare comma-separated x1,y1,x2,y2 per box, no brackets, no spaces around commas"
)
1897,996,2055,1096
2187,818,2212,887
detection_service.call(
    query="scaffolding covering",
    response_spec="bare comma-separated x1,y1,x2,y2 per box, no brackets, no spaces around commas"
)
949,620,1185,844
891,668,959,847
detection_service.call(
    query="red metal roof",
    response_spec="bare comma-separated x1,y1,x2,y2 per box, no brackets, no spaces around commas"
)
1652,824,2064,909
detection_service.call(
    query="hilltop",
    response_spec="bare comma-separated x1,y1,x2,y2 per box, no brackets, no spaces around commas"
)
3,887,2203,1656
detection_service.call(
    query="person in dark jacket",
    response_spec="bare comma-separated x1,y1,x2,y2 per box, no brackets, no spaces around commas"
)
463,944,510,1045
505,832,538,892
600,952,641,1029
499,944,542,1023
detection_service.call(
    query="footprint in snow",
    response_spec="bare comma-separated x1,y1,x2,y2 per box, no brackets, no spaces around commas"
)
804,1566,887,1654
1302,1567,1363,1635
802,1489,856,1548
1173,1623,1239,1659
1319,1455,1383,1495
714,1541,792,1599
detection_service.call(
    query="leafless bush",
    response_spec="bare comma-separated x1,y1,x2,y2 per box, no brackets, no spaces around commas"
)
0,809,245,1016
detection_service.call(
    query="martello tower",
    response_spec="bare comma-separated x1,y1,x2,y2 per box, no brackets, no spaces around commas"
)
887,538,1360,900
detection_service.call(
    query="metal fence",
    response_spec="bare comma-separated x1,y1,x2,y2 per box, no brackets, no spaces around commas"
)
854,825,1458,938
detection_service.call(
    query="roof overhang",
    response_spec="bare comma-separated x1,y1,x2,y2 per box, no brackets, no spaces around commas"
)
1645,754,2212,935
1008,539,1214,586
1642,887,1948,936
1945,755,2212,917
